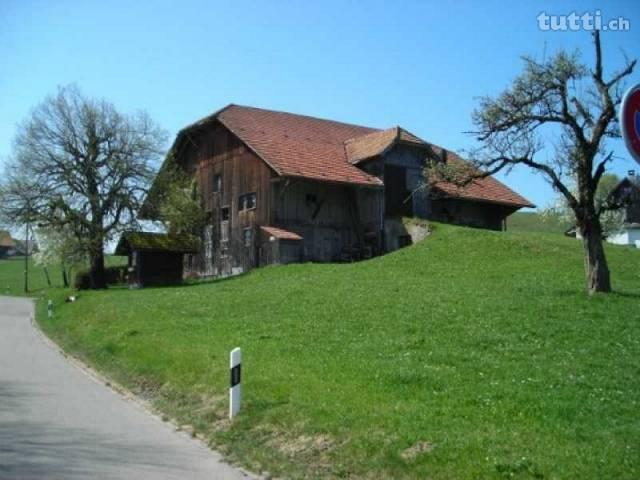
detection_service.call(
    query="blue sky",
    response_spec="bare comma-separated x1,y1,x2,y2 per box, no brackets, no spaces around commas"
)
1,0,639,210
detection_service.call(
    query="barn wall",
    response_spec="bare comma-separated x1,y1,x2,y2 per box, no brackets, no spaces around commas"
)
274,179,383,262
178,122,276,277
625,201,640,224
358,145,429,219
139,251,184,286
429,198,515,231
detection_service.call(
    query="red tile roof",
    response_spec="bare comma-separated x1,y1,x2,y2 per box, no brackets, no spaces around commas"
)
178,104,533,208
345,127,427,164
429,148,535,208
0,231,15,248
260,226,303,241
217,106,382,187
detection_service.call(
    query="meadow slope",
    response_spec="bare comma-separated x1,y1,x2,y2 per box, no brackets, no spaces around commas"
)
35,224,640,479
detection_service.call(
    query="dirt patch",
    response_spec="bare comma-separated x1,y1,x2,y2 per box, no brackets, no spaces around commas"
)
267,432,334,457
400,441,435,460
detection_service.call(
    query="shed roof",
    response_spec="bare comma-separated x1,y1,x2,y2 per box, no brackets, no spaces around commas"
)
115,232,200,255
260,226,303,241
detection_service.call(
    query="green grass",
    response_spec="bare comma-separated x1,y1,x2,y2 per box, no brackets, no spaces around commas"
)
0,255,127,296
30,224,640,479
0,257,63,296
507,211,570,234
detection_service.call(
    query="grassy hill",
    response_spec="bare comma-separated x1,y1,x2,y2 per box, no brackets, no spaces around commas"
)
507,211,571,234
29,224,640,478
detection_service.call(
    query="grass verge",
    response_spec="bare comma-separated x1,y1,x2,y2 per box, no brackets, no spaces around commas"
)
32,224,640,479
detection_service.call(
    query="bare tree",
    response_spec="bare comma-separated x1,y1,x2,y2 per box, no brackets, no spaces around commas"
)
467,31,635,294
1,85,167,288
0,167,46,292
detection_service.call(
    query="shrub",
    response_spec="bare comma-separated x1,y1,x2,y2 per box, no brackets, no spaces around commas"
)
74,265,128,289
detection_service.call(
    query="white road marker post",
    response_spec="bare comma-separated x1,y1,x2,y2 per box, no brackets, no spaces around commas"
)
229,347,241,419
47,300,53,319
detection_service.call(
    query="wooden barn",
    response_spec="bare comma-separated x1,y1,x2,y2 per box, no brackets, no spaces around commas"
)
141,104,534,279
605,173,640,247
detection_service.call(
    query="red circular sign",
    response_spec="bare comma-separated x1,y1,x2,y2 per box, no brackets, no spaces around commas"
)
620,84,640,165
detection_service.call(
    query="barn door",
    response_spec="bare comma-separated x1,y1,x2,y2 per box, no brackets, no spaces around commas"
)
385,165,413,217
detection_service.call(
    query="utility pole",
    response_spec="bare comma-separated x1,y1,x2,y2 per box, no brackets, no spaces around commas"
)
24,218,29,293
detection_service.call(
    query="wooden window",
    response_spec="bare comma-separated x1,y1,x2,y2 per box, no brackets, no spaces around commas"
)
213,174,222,193
238,192,257,211
243,227,252,247
221,206,230,243
221,221,229,243
247,192,256,209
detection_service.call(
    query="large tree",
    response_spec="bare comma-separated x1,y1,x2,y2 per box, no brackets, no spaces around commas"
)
0,85,166,288
467,31,635,294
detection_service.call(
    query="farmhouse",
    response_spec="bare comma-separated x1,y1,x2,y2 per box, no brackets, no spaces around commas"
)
606,173,640,247
0,231,16,259
141,104,533,280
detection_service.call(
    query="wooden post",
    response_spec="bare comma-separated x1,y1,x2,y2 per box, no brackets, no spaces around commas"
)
229,347,241,419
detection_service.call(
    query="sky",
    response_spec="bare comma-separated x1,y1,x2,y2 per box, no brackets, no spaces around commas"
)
1,0,639,211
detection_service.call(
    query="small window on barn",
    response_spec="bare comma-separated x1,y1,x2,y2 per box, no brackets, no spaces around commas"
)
243,227,252,247
212,174,222,193
306,193,317,205
220,206,230,244
221,222,229,243
247,192,256,209
238,192,257,211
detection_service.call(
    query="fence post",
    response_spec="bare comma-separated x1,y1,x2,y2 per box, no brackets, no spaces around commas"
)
47,300,53,319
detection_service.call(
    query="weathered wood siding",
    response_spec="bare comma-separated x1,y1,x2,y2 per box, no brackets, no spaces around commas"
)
177,122,276,277
274,179,383,261
430,198,515,231
359,144,429,220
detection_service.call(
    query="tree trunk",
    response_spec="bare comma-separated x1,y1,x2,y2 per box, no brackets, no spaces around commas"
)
579,216,611,294
62,266,69,288
43,266,52,287
89,243,107,289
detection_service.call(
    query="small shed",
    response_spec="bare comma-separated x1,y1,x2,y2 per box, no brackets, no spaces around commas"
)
115,232,200,288
258,226,303,266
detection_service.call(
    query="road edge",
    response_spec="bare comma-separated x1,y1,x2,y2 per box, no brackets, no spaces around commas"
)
27,297,259,480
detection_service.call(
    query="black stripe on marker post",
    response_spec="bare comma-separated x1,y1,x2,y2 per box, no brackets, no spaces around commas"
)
230,364,241,387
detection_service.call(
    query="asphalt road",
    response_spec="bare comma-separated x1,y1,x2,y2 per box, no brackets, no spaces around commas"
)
0,296,251,480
